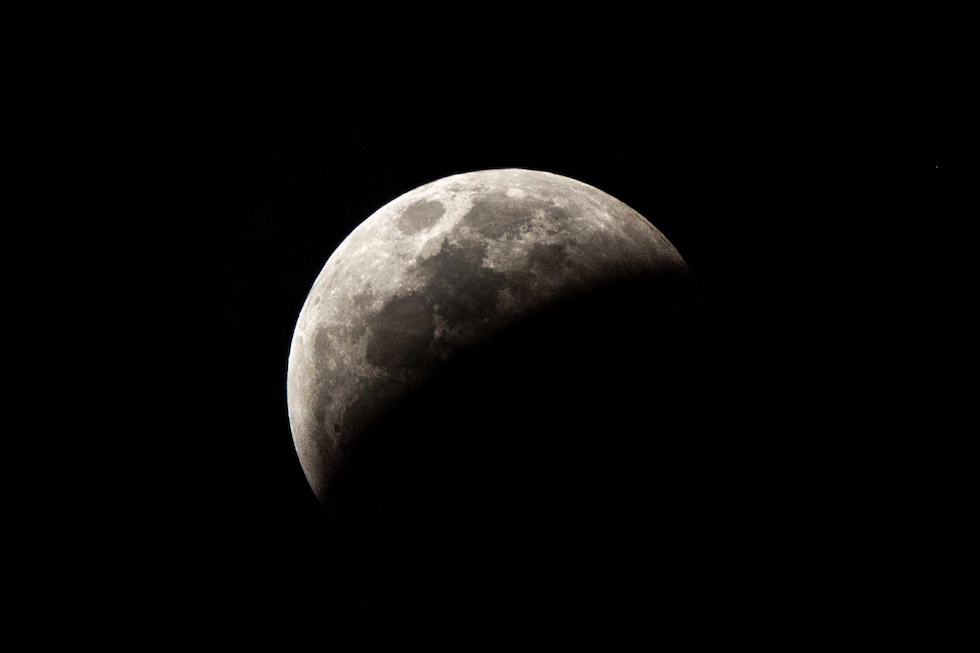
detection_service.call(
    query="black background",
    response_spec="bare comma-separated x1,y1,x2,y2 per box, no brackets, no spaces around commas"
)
68,18,966,640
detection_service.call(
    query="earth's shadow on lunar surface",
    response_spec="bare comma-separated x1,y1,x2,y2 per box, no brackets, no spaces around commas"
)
323,267,742,606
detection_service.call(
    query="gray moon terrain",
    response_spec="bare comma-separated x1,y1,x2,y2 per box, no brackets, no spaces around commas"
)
287,169,716,551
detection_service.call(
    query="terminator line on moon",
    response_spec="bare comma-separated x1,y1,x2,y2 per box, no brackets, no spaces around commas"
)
286,168,701,515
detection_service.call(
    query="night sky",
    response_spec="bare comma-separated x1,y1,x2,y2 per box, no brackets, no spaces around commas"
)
147,28,965,635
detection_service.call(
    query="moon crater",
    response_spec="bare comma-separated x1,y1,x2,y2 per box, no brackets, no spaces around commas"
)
396,199,445,235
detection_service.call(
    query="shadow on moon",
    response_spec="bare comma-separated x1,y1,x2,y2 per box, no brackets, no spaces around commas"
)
322,268,755,609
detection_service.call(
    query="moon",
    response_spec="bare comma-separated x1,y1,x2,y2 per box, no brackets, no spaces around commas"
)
287,169,714,543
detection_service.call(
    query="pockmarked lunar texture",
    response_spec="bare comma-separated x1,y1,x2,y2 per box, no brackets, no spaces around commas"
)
286,169,711,524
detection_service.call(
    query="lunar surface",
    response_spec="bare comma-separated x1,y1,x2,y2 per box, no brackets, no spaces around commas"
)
287,169,714,536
